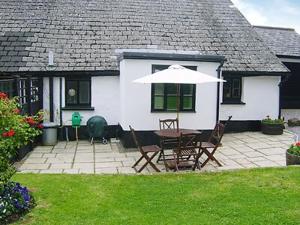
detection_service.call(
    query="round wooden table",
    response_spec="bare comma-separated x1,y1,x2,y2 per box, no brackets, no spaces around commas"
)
154,129,202,138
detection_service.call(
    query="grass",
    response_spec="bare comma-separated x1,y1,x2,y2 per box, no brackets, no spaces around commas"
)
12,167,300,225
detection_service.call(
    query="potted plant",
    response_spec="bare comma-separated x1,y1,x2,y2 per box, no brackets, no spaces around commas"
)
286,142,300,165
261,116,284,135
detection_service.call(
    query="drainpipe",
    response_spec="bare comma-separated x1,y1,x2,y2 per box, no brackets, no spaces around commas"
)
216,59,226,123
49,77,54,122
59,77,62,126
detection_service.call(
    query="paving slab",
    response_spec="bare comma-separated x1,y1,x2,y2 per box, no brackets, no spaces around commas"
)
15,131,294,174
50,163,72,169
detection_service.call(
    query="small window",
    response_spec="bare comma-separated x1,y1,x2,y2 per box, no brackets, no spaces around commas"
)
65,77,91,107
223,77,242,103
151,65,196,112
0,79,14,97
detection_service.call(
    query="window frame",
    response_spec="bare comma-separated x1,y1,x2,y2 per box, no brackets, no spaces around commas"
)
151,65,197,112
222,76,244,104
65,77,91,108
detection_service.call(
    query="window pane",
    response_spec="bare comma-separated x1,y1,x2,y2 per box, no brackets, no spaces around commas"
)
66,81,78,104
183,97,193,110
232,88,240,98
167,96,177,110
154,96,164,109
182,84,193,95
233,79,240,89
79,81,90,104
154,84,164,95
166,84,177,95
223,81,232,98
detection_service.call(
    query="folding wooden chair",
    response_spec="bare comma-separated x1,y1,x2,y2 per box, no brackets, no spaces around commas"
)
157,118,179,164
199,116,232,168
159,118,179,130
166,133,202,171
129,126,161,173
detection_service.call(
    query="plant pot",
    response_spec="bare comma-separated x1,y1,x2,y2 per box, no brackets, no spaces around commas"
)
286,150,300,166
261,123,284,135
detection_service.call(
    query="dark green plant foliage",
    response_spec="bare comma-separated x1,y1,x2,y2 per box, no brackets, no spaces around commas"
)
288,144,300,156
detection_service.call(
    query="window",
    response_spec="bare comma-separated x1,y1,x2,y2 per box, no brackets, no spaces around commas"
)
65,77,91,107
222,76,243,103
0,79,14,97
151,65,196,112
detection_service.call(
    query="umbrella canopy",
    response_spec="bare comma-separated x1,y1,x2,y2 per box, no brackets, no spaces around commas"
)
133,64,225,84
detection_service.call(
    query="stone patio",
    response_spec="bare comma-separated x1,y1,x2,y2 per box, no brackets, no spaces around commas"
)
15,131,295,174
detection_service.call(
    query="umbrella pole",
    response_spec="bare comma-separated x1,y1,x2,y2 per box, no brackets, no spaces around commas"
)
176,83,180,131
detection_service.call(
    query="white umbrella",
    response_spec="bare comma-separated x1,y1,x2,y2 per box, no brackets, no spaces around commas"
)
133,64,225,121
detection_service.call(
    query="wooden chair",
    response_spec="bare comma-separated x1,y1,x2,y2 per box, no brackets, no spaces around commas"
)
199,116,232,168
157,118,179,164
159,118,179,130
166,133,202,171
129,126,161,173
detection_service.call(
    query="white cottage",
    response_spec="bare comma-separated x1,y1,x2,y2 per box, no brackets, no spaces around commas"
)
0,0,290,147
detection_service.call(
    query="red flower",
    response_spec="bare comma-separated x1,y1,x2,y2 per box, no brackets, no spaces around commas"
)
37,124,44,129
25,117,36,126
13,108,20,114
7,129,15,137
0,92,7,99
2,129,15,137
295,142,300,147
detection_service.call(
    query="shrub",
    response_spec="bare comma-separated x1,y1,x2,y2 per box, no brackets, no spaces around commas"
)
0,92,43,159
261,116,284,125
0,181,35,223
0,92,41,222
288,142,300,157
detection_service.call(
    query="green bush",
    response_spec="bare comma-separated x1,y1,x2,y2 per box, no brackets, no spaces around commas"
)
0,93,43,160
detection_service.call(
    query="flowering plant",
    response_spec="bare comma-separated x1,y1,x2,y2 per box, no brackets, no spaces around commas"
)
0,92,43,159
0,181,35,223
261,116,284,125
288,142,300,156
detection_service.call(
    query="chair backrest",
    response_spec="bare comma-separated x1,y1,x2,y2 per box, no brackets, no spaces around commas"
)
159,118,179,130
129,125,143,152
177,133,200,155
208,123,226,146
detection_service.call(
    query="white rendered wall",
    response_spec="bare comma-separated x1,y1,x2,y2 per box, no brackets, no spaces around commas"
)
43,77,50,121
220,76,280,121
43,76,120,126
120,59,220,131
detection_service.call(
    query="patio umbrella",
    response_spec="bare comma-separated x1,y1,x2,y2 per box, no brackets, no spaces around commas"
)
133,64,225,121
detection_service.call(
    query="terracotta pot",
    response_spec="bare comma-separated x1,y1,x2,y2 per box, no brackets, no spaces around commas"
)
261,123,284,135
286,150,300,166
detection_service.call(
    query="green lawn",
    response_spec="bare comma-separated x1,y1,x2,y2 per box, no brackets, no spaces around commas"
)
13,167,300,225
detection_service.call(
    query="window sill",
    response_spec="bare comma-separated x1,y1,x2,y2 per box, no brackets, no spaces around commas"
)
151,110,196,113
221,102,246,105
62,106,95,111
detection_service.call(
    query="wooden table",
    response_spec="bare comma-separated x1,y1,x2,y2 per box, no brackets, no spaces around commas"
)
154,129,202,170
154,129,202,139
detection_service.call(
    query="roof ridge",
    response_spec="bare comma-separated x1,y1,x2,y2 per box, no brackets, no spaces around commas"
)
253,25,295,32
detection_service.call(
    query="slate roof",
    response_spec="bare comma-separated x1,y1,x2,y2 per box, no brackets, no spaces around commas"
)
254,26,300,58
0,0,288,73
